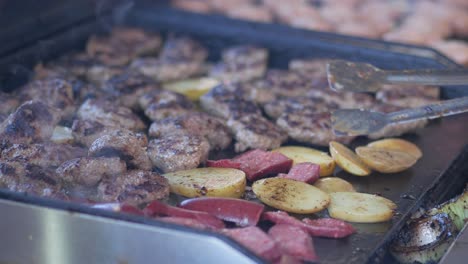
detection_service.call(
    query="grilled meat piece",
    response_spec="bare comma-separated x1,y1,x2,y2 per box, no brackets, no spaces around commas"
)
276,111,354,147
367,103,428,139
263,69,313,97
0,100,60,145
56,157,126,187
131,57,208,82
87,27,162,66
139,90,195,121
96,170,170,206
376,85,440,108
86,65,125,86
306,88,376,109
159,35,208,62
0,92,19,116
227,114,288,152
288,58,329,85
148,112,232,150
229,80,276,105
34,53,96,80
0,161,65,199
101,70,160,109
19,78,76,119
71,119,121,148
210,45,268,83
89,130,152,171
147,134,210,173
199,85,262,119
263,96,339,120
1,143,87,168
77,99,146,132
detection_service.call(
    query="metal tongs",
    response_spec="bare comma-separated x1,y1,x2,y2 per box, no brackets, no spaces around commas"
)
326,60,468,136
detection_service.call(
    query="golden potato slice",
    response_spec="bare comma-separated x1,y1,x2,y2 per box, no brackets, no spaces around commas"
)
163,168,246,198
272,146,335,176
329,192,396,223
314,177,356,193
367,138,422,159
252,177,330,214
163,77,220,100
50,126,74,144
329,141,371,176
356,146,418,173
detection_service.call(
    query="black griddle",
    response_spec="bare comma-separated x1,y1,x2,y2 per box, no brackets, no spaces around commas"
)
0,3,467,264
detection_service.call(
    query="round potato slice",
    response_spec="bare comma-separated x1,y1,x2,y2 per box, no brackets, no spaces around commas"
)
314,177,356,193
329,192,396,223
356,146,418,173
163,168,246,198
329,141,371,176
252,177,330,214
163,77,220,101
367,138,422,159
272,146,335,176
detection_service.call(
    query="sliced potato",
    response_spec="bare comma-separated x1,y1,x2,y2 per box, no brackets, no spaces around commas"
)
367,138,422,159
356,146,418,173
329,192,397,223
329,141,371,176
50,126,74,144
252,177,330,214
163,77,220,100
163,168,246,198
272,146,335,176
314,177,356,193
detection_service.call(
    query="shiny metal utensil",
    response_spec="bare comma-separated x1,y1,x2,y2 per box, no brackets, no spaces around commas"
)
331,96,468,136
327,60,468,93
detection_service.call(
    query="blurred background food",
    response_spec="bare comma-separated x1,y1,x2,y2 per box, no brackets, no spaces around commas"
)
171,0,468,66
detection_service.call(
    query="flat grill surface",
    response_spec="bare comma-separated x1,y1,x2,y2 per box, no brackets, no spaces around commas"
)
0,5,467,264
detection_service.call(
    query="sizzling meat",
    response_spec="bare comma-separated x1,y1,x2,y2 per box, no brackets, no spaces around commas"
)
71,119,121,148
86,27,162,66
210,45,268,83
56,157,126,187
199,85,262,119
159,35,208,62
376,84,440,108
148,112,232,150
147,134,210,173
139,90,195,121
263,96,338,120
276,111,354,146
96,170,170,206
227,114,288,152
77,98,146,131
0,100,60,145
86,65,125,86
89,130,152,171
1,143,87,168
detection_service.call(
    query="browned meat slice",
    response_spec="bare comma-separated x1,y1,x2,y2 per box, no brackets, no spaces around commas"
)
306,88,376,109
276,112,354,147
367,103,428,139
261,70,310,97
19,78,76,119
86,65,125,86
139,90,195,121
159,35,208,62
1,143,86,168
87,27,162,66
101,70,160,109
77,99,146,132
71,119,121,148
148,112,232,150
210,45,268,83
0,92,19,116
263,96,338,120
0,100,60,145
227,114,288,152
130,57,208,82
56,157,126,187
288,58,329,83
0,161,66,199
96,170,170,206
268,224,318,262
199,85,262,119
230,80,276,105
147,134,210,173
89,130,152,171
376,85,440,108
